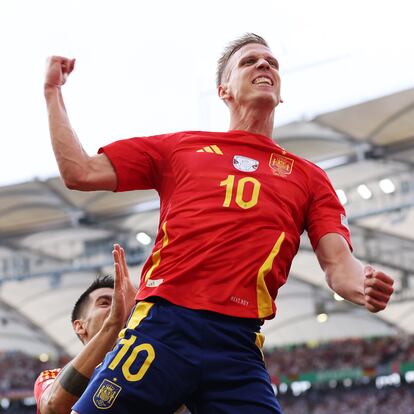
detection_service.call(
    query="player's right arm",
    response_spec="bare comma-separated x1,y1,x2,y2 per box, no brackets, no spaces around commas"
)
38,245,136,414
44,56,117,191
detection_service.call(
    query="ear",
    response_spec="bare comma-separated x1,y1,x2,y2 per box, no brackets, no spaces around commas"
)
73,319,87,342
218,84,231,102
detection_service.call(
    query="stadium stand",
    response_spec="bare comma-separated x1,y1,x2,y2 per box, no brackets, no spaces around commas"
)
1,335,414,413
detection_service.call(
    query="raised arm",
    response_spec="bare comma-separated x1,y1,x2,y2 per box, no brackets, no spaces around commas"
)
44,56,117,191
315,233,394,312
39,245,136,414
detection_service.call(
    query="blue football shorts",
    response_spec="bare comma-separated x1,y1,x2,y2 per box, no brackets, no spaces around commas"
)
72,298,282,414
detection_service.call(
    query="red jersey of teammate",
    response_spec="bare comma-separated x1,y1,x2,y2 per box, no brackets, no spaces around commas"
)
100,130,351,319
34,368,61,414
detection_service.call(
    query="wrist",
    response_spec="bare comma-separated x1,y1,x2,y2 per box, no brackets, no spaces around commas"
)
44,83,61,97
103,315,124,332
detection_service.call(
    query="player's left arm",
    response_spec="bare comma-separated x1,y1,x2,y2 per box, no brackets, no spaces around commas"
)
315,233,394,312
39,245,136,414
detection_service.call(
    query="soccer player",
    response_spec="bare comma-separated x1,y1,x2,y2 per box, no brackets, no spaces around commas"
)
44,33,394,413
34,245,136,414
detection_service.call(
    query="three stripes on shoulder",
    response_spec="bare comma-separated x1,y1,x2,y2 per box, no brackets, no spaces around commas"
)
196,145,223,155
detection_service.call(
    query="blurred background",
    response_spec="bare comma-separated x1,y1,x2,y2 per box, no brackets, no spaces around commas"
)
0,0,414,412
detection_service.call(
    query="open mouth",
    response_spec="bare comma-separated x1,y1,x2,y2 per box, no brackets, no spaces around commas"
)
252,76,273,86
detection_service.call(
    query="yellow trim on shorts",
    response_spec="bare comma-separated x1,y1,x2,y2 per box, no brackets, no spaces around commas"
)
118,301,154,339
256,232,285,319
255,332,265,360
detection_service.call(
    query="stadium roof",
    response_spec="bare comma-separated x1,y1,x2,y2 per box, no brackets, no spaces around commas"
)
1,88,414,357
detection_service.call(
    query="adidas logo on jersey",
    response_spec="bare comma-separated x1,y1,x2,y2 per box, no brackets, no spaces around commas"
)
196,145,223,155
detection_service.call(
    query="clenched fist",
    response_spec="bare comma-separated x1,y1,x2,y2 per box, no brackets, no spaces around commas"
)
364,265,394,313
44,56,75,89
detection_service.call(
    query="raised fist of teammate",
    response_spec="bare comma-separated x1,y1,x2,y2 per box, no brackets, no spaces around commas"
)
44,56,75,89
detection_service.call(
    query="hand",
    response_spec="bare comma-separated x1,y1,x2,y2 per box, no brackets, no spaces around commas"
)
44,56,75,89
114,243,137,314
108,244,137,327
364,265,394,313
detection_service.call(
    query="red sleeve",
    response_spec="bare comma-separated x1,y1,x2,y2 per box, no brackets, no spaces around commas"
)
34,369,61,414
306,165,352,251
98,133,178,192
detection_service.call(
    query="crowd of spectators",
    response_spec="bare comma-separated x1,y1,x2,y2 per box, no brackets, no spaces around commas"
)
1,335,414,413
0,351,67,397
279,384,414,414
264,334,414,382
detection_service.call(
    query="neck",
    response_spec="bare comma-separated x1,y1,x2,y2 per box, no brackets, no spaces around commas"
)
228,106,275,138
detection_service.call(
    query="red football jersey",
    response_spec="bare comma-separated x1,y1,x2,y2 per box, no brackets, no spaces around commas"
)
34,368,61,414
100,130,351,319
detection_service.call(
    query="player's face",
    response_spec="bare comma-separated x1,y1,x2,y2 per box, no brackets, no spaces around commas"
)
219,43,282,109
82,287,113,343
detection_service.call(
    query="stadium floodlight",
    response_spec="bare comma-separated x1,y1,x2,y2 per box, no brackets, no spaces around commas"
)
335,189,347,205
39,353,49,362
316,313,328,323
136,232,152,245
357,184,372,200
379,178,396,194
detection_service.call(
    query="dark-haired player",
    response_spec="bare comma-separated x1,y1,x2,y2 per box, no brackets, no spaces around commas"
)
34,245,135,414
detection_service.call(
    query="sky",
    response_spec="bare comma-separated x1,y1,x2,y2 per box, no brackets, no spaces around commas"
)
0,0,413,186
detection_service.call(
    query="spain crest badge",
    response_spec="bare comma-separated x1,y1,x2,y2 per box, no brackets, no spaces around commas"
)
93,379,122,409
269,153,294,177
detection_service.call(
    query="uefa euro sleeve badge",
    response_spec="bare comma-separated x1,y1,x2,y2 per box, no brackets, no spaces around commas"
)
233,155,259,172
93,379,122,409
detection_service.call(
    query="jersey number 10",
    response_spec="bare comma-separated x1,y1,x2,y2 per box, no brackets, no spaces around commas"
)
220,175,261,210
